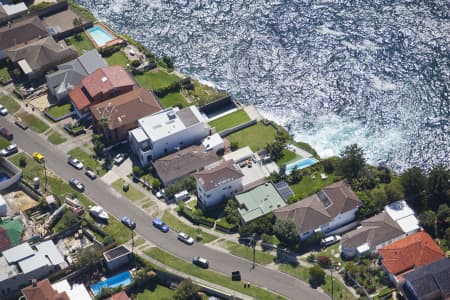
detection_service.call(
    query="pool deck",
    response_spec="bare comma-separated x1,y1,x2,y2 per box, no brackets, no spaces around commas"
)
85,22,124,49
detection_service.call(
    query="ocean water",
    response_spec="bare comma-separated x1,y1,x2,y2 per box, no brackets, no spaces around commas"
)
76,0,450,171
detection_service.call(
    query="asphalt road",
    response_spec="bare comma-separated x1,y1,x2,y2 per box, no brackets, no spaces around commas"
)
0,116,328,300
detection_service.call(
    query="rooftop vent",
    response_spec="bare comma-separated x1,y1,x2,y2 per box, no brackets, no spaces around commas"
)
101,76,108,82
167,111,176,120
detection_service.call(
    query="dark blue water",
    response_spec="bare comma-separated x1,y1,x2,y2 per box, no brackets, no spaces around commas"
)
76,0,450,171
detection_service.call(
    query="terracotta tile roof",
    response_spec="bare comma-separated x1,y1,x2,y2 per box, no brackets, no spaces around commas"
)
89,87,161,130
194,159,244,191
69,86,91,111
107,291,131,300
22,279,69,300
0,227,11,252
82,66,135,99
379,231,445,276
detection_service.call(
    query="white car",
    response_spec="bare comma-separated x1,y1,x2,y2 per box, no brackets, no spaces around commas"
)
68,157,84,170
0,105,8,116
321,235,341,247
1,144,18,156
156,189,165,199
178,232,194,245
113,153,126,165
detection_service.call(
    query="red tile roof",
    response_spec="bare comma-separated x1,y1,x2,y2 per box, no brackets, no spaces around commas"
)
379,231,445,276
82,66,134,99
22,279,69,300
68,86,91,111
107,291,131,300
0,227,11,252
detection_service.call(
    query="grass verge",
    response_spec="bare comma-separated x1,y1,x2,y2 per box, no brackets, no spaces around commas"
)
111,178,146,202
209,109,251,132
17,112,49,133
0,95,20,113
68,147,107,176
47,131,67,145
161,211,217,244
0,136,11,149
223,240,275,265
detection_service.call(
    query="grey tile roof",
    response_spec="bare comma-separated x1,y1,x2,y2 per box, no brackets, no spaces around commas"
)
0,16,48,50
194,159,244,191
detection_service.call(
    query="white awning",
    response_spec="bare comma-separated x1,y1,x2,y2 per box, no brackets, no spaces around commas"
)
18,59,32,74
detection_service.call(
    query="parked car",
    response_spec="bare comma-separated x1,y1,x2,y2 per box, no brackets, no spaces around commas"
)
1,144,18,156
68,157,84,170
32,151,44,163
152,218,169,232
320,235,341,247
0,127,13,140
14,120,28,130
121,216,136,230
69,178,85,192
0,105,8,116
84,167,97,180
192,256,209,268
178,232,194,245
156,189,165,199
113,153,126,165
174,190,190,202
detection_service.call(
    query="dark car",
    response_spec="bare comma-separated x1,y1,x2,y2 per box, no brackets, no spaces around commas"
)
193,256,209,268
0,128,13,140
84,167,97,180
121,216,136,230
152,218,169,232
69,178,85,192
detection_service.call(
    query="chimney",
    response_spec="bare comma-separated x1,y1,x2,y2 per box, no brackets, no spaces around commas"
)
31,279,37,287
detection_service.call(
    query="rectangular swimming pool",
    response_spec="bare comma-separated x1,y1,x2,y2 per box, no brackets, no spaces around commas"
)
0,172,10,183
90,271,133,296
87,25,114,47
285,157,319,175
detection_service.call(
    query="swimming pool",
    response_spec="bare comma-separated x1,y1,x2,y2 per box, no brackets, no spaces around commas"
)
90,271,133,296
285,157,319,175
87,25,114,47
0,172,10,183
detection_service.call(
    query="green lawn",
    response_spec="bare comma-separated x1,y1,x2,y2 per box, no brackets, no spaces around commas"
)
17,112,49,133
135,70,181,90
144,247,285,300
48,131,67,145
161,211,217,244
227,122,278,151
0,65,11,81
158,92,189,108
136,286,175,300
134,237,146,247
0,136,11,149
45,104,73,119
104,50,129,67
68,147,107,176
275,149,299,166
0,95,20,113
185,80,228,104
9,153,44,182
66,32,95,55
209,110,251,132
290,173,341,199
223,241,275,265
111,178,146,202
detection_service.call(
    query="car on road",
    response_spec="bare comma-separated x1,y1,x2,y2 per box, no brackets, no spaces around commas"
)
0,105,8,116
0,127,13,140
68,157,84,170
121,216,136,230
32,151,44,163
178,232,194,245
1,144,18,156
69,178,85,192
192,256,209,268
113,153,126,165
84,167,97,180
320,235,341,247
152,218,169,232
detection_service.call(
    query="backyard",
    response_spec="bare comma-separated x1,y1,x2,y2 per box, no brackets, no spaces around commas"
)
68,147,107,176
184,80,228,104
289,171,341,200
158,92,189,108
227,122,278,151
45,103,73,119
161,211,217,244
17,112,49,133
208,109,251,132
275,149,299,166
0,95,20,113
66,32,95,55
135,69,181,90
136,286,175,300
104,50,129,67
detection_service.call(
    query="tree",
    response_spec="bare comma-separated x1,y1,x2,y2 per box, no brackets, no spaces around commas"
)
419,210,436,237
287,167,302,184
174,278,199,300
230,141,239,151
72,17,82,27
273,219,298,246
61,210,78,228
224,199,240,225
445,227,450,249
400,167,426,210
437,204,450,236
426,165,450,210
309,266,325,288
132,165,144,177
152,178,161,190
384,183,403,203
339,144,366,181
19,156,27,167
75,247,102,268
163,56,174,69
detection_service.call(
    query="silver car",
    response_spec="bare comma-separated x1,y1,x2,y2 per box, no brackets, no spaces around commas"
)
178,232,194,245
68,157,84,170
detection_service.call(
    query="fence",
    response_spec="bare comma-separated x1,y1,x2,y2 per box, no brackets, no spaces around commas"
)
219,119,257,137
44,109,76,122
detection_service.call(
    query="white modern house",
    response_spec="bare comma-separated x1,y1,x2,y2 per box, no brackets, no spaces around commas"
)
194,160,244,209
129,106,211,167
274,181,362,241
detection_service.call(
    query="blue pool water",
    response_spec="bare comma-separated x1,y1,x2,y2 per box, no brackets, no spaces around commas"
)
285,158,319,175
87,25,114,47
0,172,10,183
90,271,133,296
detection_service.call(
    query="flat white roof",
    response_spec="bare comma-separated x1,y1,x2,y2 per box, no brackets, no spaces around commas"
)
18,59,33,74
130,127,148,143
357,243,370,254
35,240,65,265
202,133,223,150
18,253,49,273
53,280,91,300
223,146,253,163
2,243,34,264
396,215,419,233
1,2,27,16
17,240,65,273
385,200,415,221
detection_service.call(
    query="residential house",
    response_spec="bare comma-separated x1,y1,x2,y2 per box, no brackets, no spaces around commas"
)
129,106,211,167
69,66,135,118
401,258,450,300
106,291,131,300
0,241,67,296
194,159,244,209
153,145,221,186
46,49,107,101
274,180,362,240
103,245,132,271
6,36,78,80
0,2,28,25
89,87,162,144
21,279,69,300
379,231,445,286
341,200,420,258
236,182,287,224
0,16,48,58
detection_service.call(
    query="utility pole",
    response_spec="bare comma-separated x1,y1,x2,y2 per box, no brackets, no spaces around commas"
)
251,233,256,269
43,160,48,193
330,267,334,300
